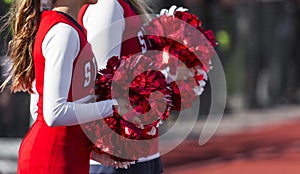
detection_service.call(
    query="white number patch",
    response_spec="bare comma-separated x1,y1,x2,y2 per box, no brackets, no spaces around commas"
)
84,62,91,87
137,30,147,54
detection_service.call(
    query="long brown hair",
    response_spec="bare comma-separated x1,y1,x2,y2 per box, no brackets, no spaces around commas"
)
0,0,41,93
128,0,152,23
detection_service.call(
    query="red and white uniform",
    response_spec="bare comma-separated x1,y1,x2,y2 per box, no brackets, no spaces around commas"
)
19,10,117,174
78,0,159,165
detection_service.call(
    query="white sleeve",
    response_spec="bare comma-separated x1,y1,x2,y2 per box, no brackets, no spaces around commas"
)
30,81,38,121
42,23,117,127
83,0,125,70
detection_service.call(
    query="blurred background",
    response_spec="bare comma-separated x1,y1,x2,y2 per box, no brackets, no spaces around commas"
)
0,0,300,173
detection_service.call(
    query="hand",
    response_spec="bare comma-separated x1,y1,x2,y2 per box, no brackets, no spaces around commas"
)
160,5,188,16
115,98,130,116
115,98,145,125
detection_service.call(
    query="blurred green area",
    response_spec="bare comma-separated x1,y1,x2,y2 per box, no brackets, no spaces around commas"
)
3,0,12,5
216,30,231,51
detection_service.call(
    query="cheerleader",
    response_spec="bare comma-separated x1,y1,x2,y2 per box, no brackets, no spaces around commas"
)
79,0,163,173
0,0,129,173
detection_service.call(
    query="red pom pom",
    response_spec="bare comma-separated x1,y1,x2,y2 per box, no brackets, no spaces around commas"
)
83,10,217,163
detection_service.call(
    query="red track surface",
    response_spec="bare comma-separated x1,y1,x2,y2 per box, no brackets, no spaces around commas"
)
162,118,300,173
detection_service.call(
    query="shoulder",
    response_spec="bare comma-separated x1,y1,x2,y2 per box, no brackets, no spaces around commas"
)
48,23,79,39
38,11,81,49
41,11,69,24
42,23,80,57
41,11,82,30
82,0,125,32
85,0,124,16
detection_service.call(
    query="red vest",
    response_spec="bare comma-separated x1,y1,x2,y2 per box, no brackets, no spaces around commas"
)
34,11,96,121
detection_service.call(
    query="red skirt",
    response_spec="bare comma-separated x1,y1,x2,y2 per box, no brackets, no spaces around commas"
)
17,118,92,174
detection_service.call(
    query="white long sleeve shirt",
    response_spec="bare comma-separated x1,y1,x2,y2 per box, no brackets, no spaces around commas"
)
31,22,117,127
82,0,125,70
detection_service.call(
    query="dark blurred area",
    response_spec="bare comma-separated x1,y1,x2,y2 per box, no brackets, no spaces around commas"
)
153,1,300,172
154,0,300,114
0,0,30,138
